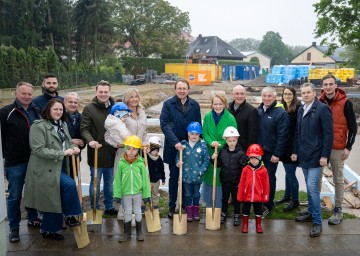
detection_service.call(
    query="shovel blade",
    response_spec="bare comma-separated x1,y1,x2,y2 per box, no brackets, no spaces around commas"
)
145,208,161,232
86,209,103,232
205,207,221,230
173,213,187,235
73,219,90,249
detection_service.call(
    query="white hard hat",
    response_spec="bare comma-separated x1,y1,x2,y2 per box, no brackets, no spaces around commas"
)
149,136,163,147
222,126,240,138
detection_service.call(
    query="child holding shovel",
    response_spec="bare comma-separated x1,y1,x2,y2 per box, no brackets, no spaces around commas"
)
113,135,151,242
176,122,210,222
237,144,269,234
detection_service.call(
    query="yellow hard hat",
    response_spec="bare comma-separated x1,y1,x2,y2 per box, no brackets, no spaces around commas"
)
123,135,142,149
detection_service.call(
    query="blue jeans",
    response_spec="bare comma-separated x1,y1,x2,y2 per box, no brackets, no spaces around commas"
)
89,167,114,210
302,167,322,224
5,163,38,231
263,154,279,211
283,162,299,201
41,172,82,233
168,164,179,208
183,183,201,207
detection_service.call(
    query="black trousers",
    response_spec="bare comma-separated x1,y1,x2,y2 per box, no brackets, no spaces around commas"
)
242,202,263,216
221,182,240,214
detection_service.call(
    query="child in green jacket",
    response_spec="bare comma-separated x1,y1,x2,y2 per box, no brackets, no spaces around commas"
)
114,135,151,242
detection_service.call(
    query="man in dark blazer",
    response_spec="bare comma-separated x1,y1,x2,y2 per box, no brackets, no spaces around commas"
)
160,79,201,218
229,84,259,151
292,83,333,238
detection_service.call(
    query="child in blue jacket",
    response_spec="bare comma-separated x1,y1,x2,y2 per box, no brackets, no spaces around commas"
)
176,122,209,222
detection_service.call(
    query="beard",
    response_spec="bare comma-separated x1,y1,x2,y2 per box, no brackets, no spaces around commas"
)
44,88,57,94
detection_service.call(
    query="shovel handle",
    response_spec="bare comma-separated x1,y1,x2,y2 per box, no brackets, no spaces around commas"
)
178,147,183,218
212,146,218,211
93,148,98,219
76,155,83,205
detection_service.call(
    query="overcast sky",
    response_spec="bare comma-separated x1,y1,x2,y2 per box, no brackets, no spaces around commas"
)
166,0,322,47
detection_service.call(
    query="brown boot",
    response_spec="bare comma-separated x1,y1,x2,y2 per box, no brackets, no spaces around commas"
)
119,221,131,242
241,215,249,233
136,221,144,241
255,215,263,233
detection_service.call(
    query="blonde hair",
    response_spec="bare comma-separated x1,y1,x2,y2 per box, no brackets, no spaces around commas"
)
211,92,228,108
122,88,144,108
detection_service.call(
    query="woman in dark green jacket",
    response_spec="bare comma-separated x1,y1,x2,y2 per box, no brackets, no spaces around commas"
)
202,93,237,208
24,99,82,240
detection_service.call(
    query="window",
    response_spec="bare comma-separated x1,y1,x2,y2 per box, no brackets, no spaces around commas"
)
227,49,233,55
195,49,200,53
205,49,210,53
307,52,311,61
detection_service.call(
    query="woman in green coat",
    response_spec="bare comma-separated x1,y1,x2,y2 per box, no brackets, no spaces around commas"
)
24,99,82,240
202,93,237,208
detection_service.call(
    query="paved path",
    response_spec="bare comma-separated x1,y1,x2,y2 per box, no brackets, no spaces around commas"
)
3,218,360,255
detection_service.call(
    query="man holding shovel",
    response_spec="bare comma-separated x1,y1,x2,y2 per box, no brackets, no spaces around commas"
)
80,80,118,216
160,79,201,218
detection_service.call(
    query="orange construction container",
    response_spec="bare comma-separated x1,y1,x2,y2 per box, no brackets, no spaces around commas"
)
185,70,211,86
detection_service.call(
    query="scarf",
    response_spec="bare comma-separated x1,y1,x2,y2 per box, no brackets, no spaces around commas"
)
124,153,139,164
51,120,66,143
212,109,224,126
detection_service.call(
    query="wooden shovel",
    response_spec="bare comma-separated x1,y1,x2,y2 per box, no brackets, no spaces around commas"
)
206,146,221,230
76,155,83,205
143,147,161,232
71,154,90,249
173,147,187,235
86,147,103,231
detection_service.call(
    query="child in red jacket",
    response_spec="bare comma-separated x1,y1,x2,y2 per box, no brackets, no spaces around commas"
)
237,144,270,234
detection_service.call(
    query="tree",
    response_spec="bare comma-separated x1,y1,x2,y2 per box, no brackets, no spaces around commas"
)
111,0,190,58
259,31,291,66
228,38,261,51
314,0,360,69
314,0,360,55
74,0,114,70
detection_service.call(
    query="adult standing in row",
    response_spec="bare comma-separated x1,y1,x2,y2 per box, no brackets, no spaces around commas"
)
276,87,301,212
292,83,333,237
257,86,289,214
319,74,357,225
64,92,85,179
160,79,201,218
113,88,149,166
229,84,259,151
33,74,64,111
80,80,118,216
202,93,237,210
24,99,83,240
0,82,41,242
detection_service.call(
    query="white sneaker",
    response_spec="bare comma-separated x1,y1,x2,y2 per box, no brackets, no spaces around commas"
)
117,205,124,221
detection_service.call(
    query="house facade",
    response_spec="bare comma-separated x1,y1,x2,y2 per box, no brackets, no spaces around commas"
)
291,42,348,67
241,51,271,72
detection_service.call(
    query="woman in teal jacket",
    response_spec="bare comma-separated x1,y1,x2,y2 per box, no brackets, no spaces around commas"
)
202,93,237,208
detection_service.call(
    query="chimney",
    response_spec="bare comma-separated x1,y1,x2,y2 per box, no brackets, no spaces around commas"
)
312,42,316,47
198,34,202,39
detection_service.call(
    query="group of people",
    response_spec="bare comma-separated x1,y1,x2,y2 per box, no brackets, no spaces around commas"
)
1,73,357,244
160,76,357,238
1,76,154,242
